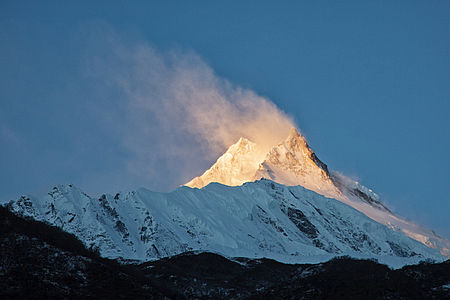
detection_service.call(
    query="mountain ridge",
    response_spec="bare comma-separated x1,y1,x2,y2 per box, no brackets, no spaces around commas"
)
2,179,445,268
184,128,450,257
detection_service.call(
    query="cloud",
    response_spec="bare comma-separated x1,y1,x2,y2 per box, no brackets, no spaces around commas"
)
87,31,295,189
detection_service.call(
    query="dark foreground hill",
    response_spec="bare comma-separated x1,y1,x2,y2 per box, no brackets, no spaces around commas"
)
1,206,449,299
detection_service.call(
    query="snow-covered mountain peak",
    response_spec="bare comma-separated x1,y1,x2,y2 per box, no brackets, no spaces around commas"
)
185,127,329,190
284,127,309,151
185,127,335,191
230,136,252,150
185,136,266,188
254,128,341,199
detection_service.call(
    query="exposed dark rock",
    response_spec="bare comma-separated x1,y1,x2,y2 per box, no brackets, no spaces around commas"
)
281,205,319,239
329,173,391,212
387,241,416,258
255,205,286,235
310,152,330,175
351,187,391,212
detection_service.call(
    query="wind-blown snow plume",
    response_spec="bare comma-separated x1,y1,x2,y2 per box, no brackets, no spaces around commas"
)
89,35,294,188
119,46,295,154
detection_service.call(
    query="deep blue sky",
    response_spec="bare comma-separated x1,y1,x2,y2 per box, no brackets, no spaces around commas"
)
1,1,449,238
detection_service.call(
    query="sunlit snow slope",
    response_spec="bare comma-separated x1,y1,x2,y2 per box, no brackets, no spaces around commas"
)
185,128,450,257
2,180,444,268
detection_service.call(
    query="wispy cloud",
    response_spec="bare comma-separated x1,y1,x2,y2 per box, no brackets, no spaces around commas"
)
86,27,295,188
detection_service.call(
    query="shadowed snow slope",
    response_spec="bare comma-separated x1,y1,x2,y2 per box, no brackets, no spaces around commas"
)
185,128,450,258
2,180,444,268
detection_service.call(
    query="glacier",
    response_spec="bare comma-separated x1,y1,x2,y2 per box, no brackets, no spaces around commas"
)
2,180,444,268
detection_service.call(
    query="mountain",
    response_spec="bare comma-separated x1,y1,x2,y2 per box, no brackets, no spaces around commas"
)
252,128,341,199
185,137,266,188
3,206,449,299
186,128,340,197
2,180,444,268
185,128,450,258
2,127,448,270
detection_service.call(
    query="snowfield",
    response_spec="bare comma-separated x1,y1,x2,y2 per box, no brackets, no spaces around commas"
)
3,179,444,268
